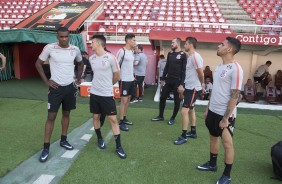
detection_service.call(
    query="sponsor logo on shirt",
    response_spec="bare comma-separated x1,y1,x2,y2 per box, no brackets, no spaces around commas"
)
176,54,181,59
227,65,232,70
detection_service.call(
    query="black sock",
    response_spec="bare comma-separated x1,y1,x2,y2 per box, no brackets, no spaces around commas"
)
191,126,196,134
181,130,187,138
223,163,232,177
114,134,121,148
95,128,103,140
124,116,127,120
43,143,50,150
61,135,67,142
210,153,218,167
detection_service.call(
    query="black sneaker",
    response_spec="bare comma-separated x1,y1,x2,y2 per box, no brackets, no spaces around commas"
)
174,136,188,145
39,149,49,162
151,116,164,121
168,117,175,125
116,146,127,159
60,140,74,150
186,131,197,139
98,138,105,149
216,175,231,184
119,122,129,131
124,118,133,125
196,161,218,171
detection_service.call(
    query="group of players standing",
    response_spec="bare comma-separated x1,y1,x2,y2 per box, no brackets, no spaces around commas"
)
35,27,243,184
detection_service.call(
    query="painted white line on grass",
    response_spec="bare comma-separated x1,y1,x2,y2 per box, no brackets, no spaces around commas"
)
90,127,94,131
80,134,93,141
104,131,113,144
61,149,79,158
32,174,55,184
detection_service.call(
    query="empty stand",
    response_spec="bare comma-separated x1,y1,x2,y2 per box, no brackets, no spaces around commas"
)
239,0,282,35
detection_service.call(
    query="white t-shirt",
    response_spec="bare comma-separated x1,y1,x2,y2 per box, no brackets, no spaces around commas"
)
39,43,82,86
135,52,147,76
254,64,269,77
157,59,166,78
89,52,120,97
184,52,203,90
116,48,134,81
203,82,213,93
209,61,243,117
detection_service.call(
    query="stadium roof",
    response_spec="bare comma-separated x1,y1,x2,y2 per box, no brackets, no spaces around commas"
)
0,29,85,51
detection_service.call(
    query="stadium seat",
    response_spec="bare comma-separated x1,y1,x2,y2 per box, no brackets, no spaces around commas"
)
265,81,279,104
244,79,257,103
275,70,282,89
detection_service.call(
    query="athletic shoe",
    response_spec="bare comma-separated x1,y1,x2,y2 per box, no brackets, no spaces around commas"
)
216,175,231,184
124,118,133,125
119,122,129,131
116,146,127,159
60,140,74,150
168,117,175,125
130,98,138,103
98,139,105,149
39,149,49,162
151,116,164,121
138,97,143,102
186,131,197,139
174,136,188,145
196,161,218,172
167,96,174,100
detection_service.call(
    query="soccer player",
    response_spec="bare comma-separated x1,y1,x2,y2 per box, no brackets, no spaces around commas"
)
35,27,83,162
134,44,148,102
174,37,204,145
89,35,126,159
151,38,187,125
116,34,136,131
196,37,243,184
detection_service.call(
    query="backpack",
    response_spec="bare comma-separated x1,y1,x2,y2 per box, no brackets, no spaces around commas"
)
271,141,282,181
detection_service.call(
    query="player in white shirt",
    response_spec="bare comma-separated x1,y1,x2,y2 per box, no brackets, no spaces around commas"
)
89,35,126,159
196,37,243,184
35,27,83,162
116,34,136,131
174,37,204,145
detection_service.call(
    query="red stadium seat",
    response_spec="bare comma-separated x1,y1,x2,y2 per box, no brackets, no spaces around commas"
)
244,79,257,103
265,81,279,104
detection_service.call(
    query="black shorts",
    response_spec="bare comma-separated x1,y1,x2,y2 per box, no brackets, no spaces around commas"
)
254,76,263,83
182,89,201,109
119,81,134,97
48,82,78,112
205,110,236,137
90,94,117,115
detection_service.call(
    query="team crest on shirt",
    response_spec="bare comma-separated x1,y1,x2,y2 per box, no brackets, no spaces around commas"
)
176,54,181,59
220,69,228,78
227,65,232,70
123,90,128,95
102,60,107,66
69,49,74,56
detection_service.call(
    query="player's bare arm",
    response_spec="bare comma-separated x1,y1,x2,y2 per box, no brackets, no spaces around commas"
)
113,71,120,84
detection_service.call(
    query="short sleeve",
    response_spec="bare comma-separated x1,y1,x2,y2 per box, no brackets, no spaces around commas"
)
75,48,82,62
193,54,204,69
231,63,243,90
110,54,120,72
39,44,51,62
